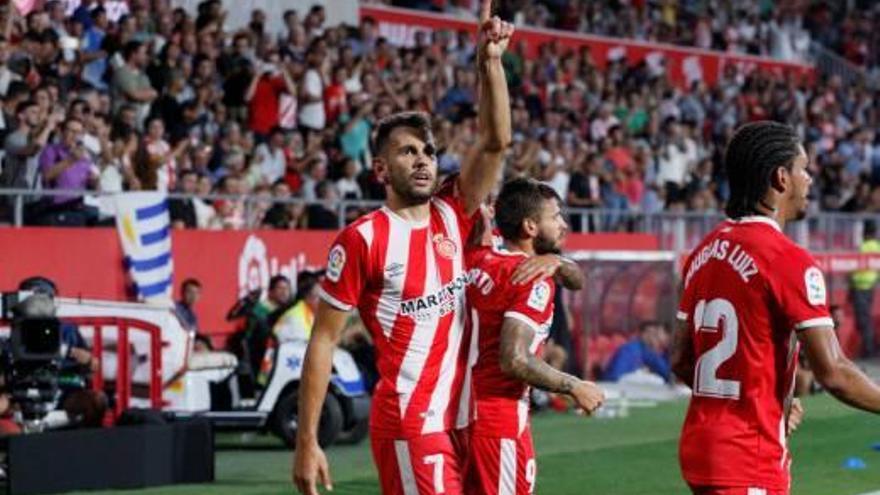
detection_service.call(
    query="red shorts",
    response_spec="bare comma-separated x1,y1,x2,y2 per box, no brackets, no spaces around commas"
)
371,431,465,495
689,486,787,495
466,427,537,495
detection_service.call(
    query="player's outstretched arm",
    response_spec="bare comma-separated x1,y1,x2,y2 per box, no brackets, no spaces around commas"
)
499,317,604,414
458,0,513,215
670,319,695,388
293,300,350,495
799,326,880,413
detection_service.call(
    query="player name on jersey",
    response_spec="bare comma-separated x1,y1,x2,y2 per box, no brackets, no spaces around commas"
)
684,238,759,288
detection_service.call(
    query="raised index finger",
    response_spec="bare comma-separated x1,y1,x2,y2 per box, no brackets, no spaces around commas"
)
479,0,492,24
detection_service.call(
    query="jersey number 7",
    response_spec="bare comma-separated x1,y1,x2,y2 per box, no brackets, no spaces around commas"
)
693,298,741,400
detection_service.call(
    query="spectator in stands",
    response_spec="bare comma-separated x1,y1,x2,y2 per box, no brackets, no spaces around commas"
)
112,40,157,130
567,152,605,232
254,126,287,185
603,321,672,383
851,220,880,358
263,180,294,229
656,119,699,205
246,50,296,142
2,100,62,193
169,169,198,229
37,118,99,225
306,180,340,230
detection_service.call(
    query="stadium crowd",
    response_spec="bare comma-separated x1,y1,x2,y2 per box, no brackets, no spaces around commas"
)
389,0,880,68
0,0,879,230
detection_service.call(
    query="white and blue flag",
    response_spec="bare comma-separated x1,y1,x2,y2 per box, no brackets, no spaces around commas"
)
114,192,173,303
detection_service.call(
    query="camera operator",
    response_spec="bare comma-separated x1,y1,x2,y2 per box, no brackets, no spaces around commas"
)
225,275,293,394
16,277,106,428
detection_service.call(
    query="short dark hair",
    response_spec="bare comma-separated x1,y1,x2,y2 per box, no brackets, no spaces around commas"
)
123,40,144,61
372,111,433,155
15,99,37,116
724,121,801,219
269,275,290,291
19,276,58,296
494,178,561,241
181,278,201,291
64,117,84,130
178,169,198,181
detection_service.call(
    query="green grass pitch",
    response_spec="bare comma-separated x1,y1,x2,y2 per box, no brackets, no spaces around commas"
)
65,394,880,495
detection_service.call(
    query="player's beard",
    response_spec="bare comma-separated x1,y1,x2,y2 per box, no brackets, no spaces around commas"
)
388,165,437,205
534,229,563,255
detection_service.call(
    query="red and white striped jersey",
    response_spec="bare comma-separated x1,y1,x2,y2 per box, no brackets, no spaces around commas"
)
318,185,477,439
466,246,556,439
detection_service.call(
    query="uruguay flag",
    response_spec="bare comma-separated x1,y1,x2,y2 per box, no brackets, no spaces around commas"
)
114,192,173,304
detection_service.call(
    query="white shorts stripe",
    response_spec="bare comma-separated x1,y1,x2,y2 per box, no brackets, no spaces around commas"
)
747,488,767,495
499,438,517,495
394,440,419,495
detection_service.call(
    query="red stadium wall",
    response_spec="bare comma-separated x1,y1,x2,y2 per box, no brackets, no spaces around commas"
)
0,228,657,345
361,5,816,89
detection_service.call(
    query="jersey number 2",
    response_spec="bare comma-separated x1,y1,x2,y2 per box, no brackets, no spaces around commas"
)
693,298,741,399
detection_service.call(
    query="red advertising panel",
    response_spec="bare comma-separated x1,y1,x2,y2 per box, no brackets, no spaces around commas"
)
0,228,658,343
360,5,815,88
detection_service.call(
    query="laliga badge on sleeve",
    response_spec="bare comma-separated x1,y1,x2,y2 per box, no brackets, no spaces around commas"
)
527,281,551,311
326,245,346,283
804,266,826,306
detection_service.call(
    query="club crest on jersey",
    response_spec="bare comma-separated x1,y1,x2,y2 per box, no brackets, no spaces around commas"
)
433,233,458,260
528,281,551,311
804,266,826,306
326,245,346,282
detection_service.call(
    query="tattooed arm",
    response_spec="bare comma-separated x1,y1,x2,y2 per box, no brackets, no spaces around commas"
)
499,316,604,413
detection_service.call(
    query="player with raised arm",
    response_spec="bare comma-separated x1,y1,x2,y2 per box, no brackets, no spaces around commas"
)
465,178,605,495
292,2,513,494
672,121,880,495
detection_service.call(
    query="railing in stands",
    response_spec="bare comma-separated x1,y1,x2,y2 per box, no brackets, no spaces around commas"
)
809,41,869,88
0,188,877,253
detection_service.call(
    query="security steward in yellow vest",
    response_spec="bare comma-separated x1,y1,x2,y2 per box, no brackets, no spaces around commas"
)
851,221,880,358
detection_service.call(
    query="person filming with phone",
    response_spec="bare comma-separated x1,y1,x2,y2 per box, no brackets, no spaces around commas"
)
35,117,99,226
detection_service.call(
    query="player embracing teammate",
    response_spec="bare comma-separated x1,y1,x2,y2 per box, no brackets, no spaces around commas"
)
463,178,605,494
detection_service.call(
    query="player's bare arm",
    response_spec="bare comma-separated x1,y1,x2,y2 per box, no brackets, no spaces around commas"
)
670,319,695,388
510,254,585,290
292,300,350,495
499,317,604,413
458,0,513,215
799,325,880,412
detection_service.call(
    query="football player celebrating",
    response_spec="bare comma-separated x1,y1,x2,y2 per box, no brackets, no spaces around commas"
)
672,121,880,495
292,1,514,494
465,178,605,495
